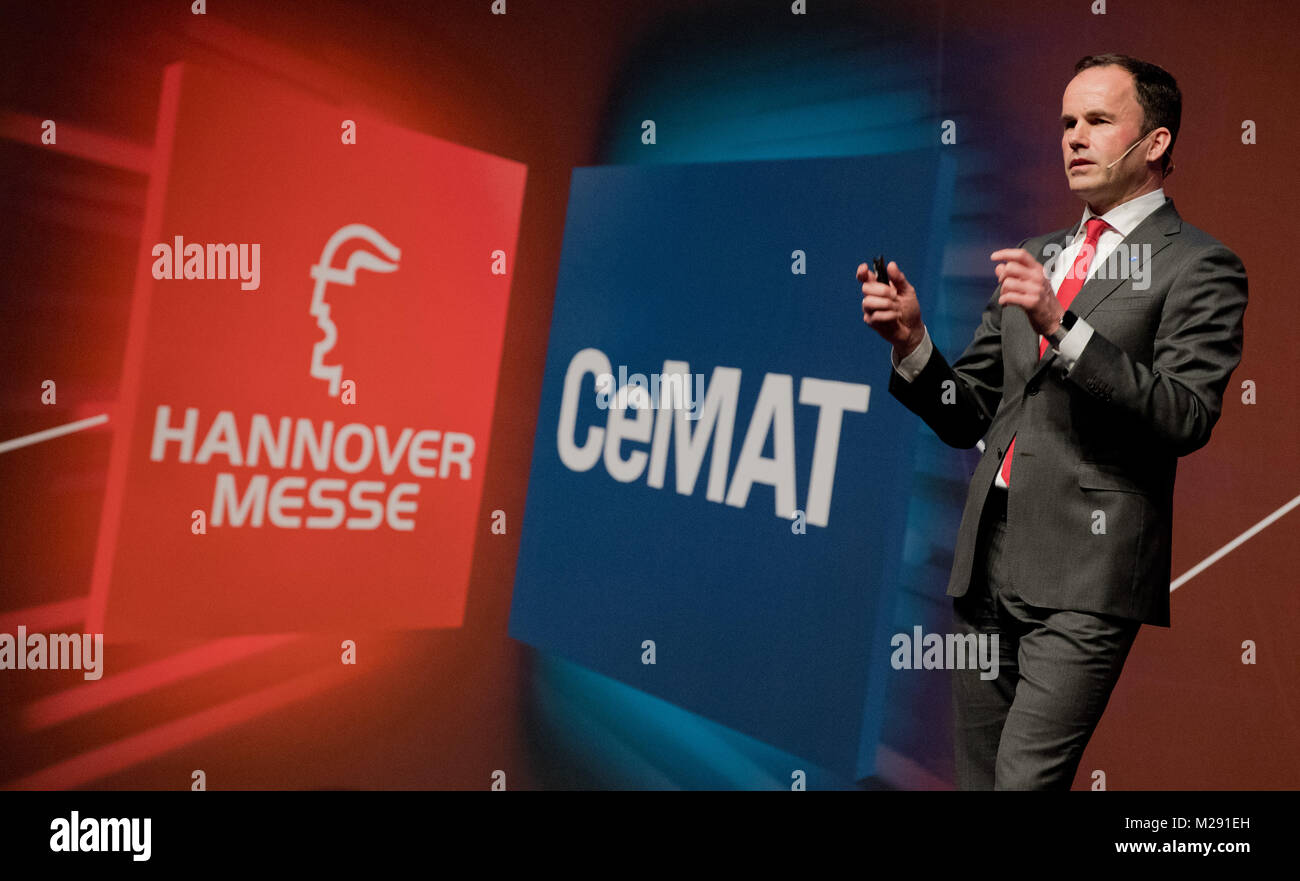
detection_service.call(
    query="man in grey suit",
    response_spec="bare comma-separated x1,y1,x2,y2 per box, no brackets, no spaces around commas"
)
857,54,1247,789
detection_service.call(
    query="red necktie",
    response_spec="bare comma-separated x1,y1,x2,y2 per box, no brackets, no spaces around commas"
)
999,216,1110,487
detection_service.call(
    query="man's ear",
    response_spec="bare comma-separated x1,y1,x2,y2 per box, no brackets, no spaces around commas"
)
1147,127,1173,170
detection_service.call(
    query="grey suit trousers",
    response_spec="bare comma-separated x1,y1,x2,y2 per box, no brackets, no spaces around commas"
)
951,485,1142,790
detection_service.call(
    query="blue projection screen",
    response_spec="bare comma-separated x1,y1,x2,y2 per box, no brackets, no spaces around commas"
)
510,150,954,778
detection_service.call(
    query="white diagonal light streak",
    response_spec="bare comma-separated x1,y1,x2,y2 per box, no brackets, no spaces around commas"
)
1171,492,1300,592
0,414,109,454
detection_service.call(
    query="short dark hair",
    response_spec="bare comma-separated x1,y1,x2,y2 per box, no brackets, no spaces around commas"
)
1073,53,1181,174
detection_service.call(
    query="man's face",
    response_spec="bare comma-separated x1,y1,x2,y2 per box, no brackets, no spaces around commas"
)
1060,65,1151,213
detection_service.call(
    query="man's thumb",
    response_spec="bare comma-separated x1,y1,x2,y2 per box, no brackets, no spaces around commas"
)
888,262,911,292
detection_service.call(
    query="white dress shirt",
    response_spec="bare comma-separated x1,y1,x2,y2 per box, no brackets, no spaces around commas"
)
890,188,1168,487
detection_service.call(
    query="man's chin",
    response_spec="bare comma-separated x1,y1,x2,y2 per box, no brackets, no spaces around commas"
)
1066,178,1096,201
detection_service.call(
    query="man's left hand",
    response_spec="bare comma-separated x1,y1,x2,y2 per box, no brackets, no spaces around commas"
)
990,248,1063,337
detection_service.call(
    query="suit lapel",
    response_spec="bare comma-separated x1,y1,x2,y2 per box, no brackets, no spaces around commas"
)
1067,199,1180,320
1024,199,1183,383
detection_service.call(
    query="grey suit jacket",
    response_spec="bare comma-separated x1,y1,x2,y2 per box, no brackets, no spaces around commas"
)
889,199,1247,626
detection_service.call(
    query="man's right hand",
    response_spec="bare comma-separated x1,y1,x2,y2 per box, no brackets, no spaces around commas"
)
857,260,924,359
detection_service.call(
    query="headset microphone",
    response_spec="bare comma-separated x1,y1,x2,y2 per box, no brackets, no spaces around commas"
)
1105,129,1155,169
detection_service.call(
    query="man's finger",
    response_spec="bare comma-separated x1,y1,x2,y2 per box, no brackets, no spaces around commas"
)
990,248,1035,265
862,294,896,311
997,261,1041,281
862,279,896,299
885,261,910,291
998,277,1034,296
865,309,900,324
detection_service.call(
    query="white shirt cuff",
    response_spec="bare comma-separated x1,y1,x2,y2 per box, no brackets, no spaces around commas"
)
890,326,933,382
1053,317,1094,369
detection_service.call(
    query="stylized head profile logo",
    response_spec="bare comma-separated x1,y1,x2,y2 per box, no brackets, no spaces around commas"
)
308,224,402,397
